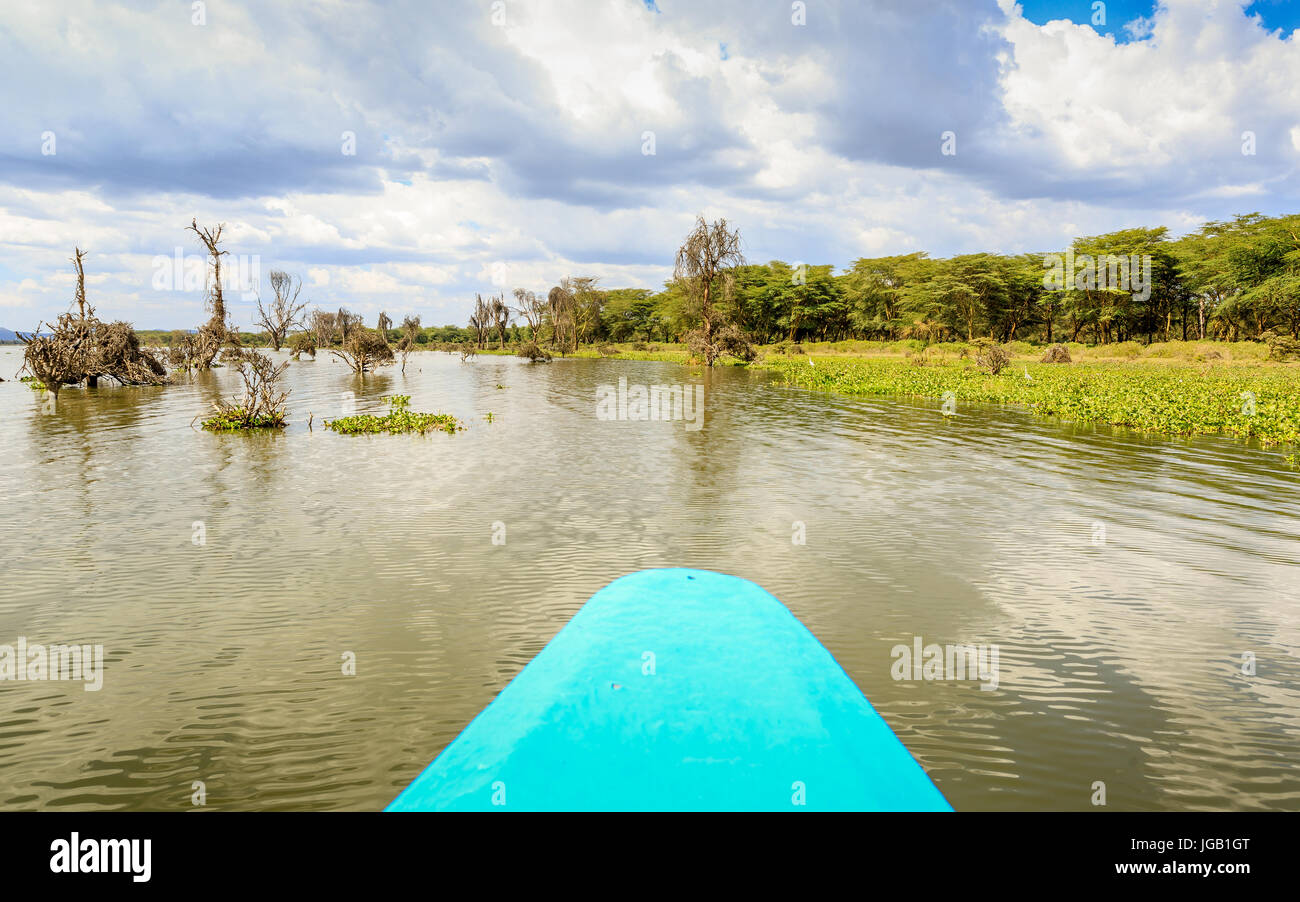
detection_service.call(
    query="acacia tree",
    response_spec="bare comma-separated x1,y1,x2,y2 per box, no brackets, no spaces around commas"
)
331,316,394,374
288,330,317,359
337,307,362,347
512,288,551,361
490,294,511,348
398,314,421,373
569,277,602,344
673,216,745,365
309,309,337,348
512,288,545,340
547,281,577,354
844,253,929,341
256,270,307,350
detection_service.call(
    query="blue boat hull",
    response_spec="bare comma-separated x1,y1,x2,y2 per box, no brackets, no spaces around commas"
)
388,568,951,811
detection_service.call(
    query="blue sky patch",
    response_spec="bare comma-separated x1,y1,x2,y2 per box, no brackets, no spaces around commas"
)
1017,1,1158,42
1245,0,1300,34
1018,0,1299,41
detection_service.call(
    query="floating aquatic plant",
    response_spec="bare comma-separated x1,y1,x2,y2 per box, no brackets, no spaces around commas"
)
324,395,462,435
770,357,1300,448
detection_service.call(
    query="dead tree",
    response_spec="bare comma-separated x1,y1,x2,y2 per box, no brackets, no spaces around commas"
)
256,270,307,350
309,309,338,348
469,294,491,349
203,348,290,429
398,314,421,373
72,247,96,386
72,248,88,318
512,289,545,341
187,219,233,369
490,294,511,349
673,216,745,365
547,282,577,355
336,307,362,347
331,317,394,374
288,331,317,360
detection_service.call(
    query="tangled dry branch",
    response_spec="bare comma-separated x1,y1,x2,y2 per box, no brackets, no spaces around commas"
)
202,348,290,430
330,326,394,374
256,270,308,351
21,248,169,396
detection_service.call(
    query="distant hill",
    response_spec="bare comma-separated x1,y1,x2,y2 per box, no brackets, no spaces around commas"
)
4,326,176,344
0,327,51,343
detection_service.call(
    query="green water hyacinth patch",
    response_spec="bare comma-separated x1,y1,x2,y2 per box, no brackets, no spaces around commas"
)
201,408,287,431
324,395,463,435
769,358,1300,448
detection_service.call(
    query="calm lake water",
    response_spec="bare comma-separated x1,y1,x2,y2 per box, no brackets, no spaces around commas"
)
1,344,1297,811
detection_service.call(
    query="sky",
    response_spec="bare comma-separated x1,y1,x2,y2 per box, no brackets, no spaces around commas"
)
1,0,1298,330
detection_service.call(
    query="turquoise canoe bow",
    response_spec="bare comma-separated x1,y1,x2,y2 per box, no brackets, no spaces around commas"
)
388,568,951,811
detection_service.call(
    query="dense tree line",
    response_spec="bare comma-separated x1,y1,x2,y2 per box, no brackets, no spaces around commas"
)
488,213,1300,348
136,212,1300,354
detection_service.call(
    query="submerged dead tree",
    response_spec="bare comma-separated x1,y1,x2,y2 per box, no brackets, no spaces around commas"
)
398,314,421,373
330,315,394,374
256,270,307,351
171,219,236,370
309,309,338,348
21,248,168,397
202,348,290,430
336,307,363,348
288,330,317,360
469,294,491,349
